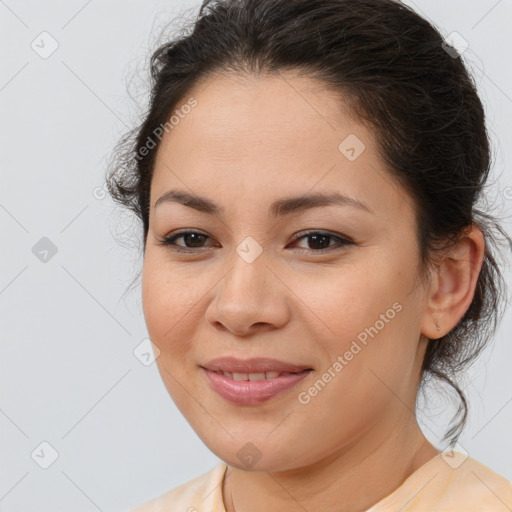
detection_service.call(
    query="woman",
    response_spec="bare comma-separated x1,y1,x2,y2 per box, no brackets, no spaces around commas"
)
107,0,512,510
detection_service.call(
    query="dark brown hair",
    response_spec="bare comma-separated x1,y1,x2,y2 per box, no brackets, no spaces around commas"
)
106,0,512,447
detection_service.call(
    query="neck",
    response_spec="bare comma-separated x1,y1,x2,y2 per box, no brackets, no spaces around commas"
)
222,414,440,512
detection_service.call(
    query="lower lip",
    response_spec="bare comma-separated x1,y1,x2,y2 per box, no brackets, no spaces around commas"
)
201,368,312,405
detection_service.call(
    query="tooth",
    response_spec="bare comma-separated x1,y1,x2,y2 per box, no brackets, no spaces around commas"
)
265,371,281,379
232,372,248,381
222,371,233,379
248,372,266,381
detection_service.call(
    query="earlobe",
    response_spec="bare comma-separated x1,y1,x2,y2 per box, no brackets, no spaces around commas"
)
421,225,485,340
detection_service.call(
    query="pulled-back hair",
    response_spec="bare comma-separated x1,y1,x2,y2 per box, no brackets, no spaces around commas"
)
107,0,512,446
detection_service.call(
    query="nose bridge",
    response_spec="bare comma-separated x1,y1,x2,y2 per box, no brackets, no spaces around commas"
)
206,237,289,334
221,238,269,304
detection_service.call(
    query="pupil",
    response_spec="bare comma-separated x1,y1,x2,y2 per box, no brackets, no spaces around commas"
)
309,234,330,249
186,233,205,247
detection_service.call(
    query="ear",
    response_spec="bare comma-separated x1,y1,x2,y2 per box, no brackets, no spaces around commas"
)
421,224,485,340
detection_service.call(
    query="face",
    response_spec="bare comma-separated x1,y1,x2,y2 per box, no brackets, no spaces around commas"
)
142,71,431,472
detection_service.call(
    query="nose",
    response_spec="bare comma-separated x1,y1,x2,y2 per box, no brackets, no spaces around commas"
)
205,249,291,337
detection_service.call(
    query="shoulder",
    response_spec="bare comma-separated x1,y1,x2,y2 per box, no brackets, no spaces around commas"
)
130,461,228,512
440,453,512,509
368,451,512,512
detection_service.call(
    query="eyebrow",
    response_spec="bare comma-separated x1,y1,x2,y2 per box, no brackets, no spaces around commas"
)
154,189,373,217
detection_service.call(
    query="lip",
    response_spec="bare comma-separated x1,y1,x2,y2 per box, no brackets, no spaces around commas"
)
200,357,313,405
201,356,312,373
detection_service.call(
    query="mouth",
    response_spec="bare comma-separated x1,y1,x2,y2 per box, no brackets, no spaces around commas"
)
199,357,313,405
207,370,307,381
200,356,313,374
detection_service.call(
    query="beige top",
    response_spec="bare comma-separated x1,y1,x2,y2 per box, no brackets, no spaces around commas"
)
131,451,512,511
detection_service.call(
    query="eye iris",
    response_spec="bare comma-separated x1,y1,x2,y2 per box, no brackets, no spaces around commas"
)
308,234,331,250
184,233,206,247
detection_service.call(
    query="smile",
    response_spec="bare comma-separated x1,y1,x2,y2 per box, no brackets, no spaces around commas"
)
201,367,312,405
213,370,298,380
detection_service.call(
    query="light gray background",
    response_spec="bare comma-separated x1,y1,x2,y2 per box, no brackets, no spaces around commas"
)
1,1,511,511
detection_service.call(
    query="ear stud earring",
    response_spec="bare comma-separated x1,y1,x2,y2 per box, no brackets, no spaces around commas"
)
434,318,441,332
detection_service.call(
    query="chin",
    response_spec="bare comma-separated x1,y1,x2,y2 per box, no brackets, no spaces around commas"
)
195,430,309,472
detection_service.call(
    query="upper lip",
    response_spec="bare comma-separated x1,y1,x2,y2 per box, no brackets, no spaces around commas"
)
201,357,313,373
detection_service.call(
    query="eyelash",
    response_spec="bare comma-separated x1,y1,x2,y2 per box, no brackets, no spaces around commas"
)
157,230,354,254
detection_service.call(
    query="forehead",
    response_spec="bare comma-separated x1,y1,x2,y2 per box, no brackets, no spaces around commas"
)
150,71,413,222
162,71,357,156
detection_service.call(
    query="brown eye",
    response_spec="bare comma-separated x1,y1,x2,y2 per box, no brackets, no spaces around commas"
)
290,231,354,253
173,232,208,248
157,229,354,254
158,230,215,252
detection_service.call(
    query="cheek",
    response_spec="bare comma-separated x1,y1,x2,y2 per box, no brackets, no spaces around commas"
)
289,253,421,389
141,261,191,379
290,260,405,341
141,256,204,409
142,255,199,343
142,261,170,342
289,266,419,439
